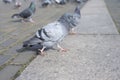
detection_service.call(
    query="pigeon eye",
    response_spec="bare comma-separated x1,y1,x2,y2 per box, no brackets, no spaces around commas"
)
29,45,33,47
38,43,41,44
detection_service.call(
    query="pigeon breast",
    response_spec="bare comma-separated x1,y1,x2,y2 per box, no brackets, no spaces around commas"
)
36,21,68,48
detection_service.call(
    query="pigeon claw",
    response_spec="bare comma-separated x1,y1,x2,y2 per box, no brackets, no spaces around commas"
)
58,48,68,52
38,47,46,56
69,32,76,35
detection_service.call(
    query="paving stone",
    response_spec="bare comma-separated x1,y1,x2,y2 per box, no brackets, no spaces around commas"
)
4,44,22,55
0,38,17,52
105,0,120,32
12,52,35,65
16,35,120,80
0,65,21,80
0,38,17,48
0,32,4,36
76,0,119,34
0,55,12,66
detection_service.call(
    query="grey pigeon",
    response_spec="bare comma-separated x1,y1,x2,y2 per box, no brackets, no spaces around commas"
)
76,0,88,3
55,0,67,5
40,0,54,7
20,6,80,55
14,1,22,9
11,1,36,23
3,0,13,3
76,0,82,3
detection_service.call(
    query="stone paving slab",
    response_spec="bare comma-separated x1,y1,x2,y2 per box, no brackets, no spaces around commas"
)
77,0,119,34
15,35,120,80
11,52,35,65
0,55,12,66
105,0,120,32
0,65,21,80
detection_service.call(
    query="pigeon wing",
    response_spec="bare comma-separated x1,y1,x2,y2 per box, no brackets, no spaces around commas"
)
19,9,32,18
36,21,67,42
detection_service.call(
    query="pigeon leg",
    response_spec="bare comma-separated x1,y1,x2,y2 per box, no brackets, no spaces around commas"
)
69,28,76,35
21,19,25,23
38,46,46,56
28,17,35,23
57,44,67,52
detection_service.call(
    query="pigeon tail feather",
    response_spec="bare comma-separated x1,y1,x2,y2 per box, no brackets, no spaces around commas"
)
11,14,20,18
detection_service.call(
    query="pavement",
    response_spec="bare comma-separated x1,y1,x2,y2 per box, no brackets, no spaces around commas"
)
0,0,120,80
105,0,120,32
15,0,120,80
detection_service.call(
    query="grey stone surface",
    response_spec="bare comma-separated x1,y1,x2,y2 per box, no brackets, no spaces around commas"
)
0,55,12,66
76,0,119,34
0,65,21,80
0,38,17,48
77,14,118,34
4,44,22,55
12,52,35,65
16,35,120,80
105,0,120,32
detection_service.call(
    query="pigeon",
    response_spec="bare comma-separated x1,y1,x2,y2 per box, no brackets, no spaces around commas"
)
40,0,54,7
20,6,80,56
11,1,36,23
14,1,22,9
3,0,13,3
55,0,67,5
76,0,82,3
76,0,88,3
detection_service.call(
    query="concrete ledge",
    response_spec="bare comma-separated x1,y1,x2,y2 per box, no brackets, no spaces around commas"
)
16,35,120,80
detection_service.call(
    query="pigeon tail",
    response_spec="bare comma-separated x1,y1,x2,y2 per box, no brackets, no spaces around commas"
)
11,14,20,18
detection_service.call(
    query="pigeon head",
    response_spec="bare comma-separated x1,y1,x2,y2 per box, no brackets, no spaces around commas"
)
58,13,80,28
23,36,42,48
58,6,81,28
74,5,81,16
29,1,36,13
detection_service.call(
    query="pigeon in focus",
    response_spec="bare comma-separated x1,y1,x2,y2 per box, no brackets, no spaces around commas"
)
19,6,80,56
11,1,36,23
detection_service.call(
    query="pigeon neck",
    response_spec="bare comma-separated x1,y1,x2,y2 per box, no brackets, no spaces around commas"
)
58,19,71,31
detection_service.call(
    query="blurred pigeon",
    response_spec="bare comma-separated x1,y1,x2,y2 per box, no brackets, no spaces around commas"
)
55,0,67,5
40,0,54,7
11,1,36,23
3,0,13,3
20,6,80,56
76,0,88,3
76,0,82,3
14,1,22,9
